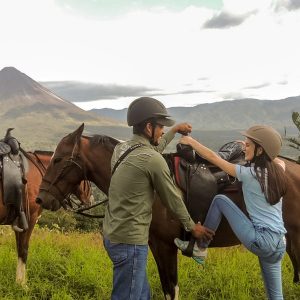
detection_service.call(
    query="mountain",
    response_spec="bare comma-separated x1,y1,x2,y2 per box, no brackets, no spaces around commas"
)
0,67,123,149
1,66,299,156
91,97,300,132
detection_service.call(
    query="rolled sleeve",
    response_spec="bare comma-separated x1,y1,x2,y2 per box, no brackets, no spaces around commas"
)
154,130,176,153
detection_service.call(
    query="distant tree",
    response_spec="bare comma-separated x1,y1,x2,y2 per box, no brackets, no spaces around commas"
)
287,112,300,163
292,111,300,131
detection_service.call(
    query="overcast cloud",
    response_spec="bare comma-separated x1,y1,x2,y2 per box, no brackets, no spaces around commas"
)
42,81,156,101
0,0,299,109
203,10,256,28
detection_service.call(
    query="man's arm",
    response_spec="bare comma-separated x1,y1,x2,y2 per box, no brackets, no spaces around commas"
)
149,153,214,240
155,123,192,153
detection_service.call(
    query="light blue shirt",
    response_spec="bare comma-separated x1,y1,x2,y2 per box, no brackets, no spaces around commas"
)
235,165,286,234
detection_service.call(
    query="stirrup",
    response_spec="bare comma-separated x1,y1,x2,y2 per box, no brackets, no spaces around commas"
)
12,217,23,232
11,212,29,233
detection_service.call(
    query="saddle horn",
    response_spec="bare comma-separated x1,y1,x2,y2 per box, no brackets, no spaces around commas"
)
4,128,14,141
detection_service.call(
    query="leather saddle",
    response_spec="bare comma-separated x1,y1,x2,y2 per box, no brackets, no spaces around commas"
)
0,129,29,231
164,141,245,256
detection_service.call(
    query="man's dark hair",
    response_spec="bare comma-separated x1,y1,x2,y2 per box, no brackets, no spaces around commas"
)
133,118,159,135
133,121,148,135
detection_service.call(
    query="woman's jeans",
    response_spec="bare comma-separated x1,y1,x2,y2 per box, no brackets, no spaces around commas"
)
202,194,286,300
103,238,151,300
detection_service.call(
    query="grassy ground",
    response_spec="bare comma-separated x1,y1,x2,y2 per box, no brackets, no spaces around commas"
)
0,226,299,300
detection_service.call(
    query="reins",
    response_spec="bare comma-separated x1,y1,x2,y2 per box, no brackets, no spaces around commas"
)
70,197,108,218
20,148,47,176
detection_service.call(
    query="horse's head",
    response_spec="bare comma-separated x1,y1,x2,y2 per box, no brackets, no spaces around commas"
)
36,123,88,211
36,123,118,211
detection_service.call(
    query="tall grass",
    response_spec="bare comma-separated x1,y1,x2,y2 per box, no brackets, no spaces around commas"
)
0,226,299,299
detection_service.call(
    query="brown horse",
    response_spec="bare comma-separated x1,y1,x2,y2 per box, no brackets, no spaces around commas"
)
36,124,300,299
0,149,91,287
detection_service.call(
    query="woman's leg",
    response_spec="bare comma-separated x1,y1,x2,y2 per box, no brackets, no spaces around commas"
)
201,194,256,250
259,257,283,300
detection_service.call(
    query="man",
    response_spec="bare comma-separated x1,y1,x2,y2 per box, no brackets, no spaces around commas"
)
103,97,214,300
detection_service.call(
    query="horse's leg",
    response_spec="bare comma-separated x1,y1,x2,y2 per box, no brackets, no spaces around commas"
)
149,237,179,300
14,212,39,287
286,232,300,283
150,198,181,300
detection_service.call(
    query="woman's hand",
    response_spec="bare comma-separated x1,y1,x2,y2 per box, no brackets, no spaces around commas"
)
179,135,195,147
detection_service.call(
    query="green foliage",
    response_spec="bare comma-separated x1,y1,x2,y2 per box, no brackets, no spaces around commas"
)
0,227,300,299
38,206,105,233
292,112,300,131
287,112,300,163
38,210,77,233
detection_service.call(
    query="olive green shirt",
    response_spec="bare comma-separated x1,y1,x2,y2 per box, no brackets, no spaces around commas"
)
103,131,195,245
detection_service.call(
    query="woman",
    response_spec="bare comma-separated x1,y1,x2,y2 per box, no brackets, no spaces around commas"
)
175,125,287,300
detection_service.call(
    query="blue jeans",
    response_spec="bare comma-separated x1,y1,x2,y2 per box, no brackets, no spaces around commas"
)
103,238,151,300
202,194,286,300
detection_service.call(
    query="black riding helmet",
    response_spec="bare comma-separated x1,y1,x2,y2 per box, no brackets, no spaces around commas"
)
127,97,175,127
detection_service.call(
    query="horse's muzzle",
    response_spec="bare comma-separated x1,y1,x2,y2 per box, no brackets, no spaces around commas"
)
36,192,61,211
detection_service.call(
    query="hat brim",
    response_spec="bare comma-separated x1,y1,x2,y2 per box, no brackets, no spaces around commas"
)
156,117,175,127
240,131,262,143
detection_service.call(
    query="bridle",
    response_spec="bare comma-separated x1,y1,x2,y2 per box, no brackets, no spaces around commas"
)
40,138,89,209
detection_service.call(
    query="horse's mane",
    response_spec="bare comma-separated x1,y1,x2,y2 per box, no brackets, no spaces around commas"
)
84,134,119,151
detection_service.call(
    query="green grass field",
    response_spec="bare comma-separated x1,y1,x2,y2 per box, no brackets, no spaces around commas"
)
0,227,299,300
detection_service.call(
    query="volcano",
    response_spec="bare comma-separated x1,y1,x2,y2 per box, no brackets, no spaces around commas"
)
0,67,123,148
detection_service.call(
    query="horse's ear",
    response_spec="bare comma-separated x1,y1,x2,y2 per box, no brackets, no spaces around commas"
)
69,123,84,142
77,123,85,135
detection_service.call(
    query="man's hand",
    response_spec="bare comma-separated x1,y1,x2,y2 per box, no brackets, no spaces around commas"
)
191,223,215,242
172,122,192,135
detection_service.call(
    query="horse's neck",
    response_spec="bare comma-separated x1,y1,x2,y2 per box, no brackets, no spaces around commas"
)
84,145,113,195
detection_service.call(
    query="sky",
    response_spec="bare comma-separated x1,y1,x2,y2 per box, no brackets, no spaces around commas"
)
0,0,300,110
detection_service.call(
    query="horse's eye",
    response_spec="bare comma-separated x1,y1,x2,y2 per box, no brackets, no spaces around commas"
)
53,157,62,164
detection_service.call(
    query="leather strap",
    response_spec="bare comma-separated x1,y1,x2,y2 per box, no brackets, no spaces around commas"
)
112,143,143,175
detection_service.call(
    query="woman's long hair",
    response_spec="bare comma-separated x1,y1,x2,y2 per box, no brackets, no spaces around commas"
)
250,143,287,205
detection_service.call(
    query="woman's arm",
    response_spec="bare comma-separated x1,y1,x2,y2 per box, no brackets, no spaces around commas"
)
179,136,237,177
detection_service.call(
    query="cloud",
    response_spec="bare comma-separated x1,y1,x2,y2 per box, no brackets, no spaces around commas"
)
278,80,288,85
1,0,300,110
289,0,300,10
243,82,271,90
203,10,256,29
274,0,300,11
221,91,246,100
42,81,156,101
42,81,216,102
